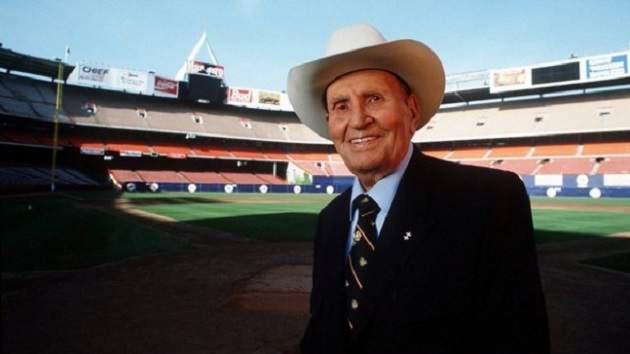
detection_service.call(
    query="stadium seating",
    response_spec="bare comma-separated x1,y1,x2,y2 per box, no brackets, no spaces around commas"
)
2,71,629,197
0,96,36,117
1,165,100,187
106,141,153,154
255,173,287,184
458,160,491,168
415,92,630,143
583,142,630,156
488,145,531,158
422,150,451,159
536,158,595,175
229,147,267,160
220,172,266,184
491,159,540,175
597,157,630,174
179,171,231,184
288,152,330,161
533,144,579,157
136,170,190,183
109,169,144,183
263,151,290,161
151,143,191,158
449,147,488,159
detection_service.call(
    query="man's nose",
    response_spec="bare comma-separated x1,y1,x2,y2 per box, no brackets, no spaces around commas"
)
348,103,372,128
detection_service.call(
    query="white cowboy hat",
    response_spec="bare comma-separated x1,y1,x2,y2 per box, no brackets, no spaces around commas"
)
287,24,445,140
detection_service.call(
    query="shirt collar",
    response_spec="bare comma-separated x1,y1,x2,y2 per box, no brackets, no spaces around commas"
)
349,143,413,219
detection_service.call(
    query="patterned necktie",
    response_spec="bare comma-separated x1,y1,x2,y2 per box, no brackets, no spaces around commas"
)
346,194,380,331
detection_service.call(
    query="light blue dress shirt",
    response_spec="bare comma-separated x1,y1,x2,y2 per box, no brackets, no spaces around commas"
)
346,143,414,254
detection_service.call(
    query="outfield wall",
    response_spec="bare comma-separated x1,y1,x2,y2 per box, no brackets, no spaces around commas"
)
121,173,630,198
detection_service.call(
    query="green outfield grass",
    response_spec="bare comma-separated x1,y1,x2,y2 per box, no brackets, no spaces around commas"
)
2,192,629,272
131,192,630,243
132,192,335,241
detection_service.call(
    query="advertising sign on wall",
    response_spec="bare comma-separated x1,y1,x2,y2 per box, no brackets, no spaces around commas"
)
489,67,530,93
153,75,179,98
111,68,148,93
74,65,112,86
258,90,281,106
227,87,253,104
586,53,629,80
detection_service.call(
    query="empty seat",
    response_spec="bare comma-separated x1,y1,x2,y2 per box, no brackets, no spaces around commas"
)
179,171,231,184
488,146,530,158
220,172,265,184
598,157,630,174
533,144,578,157
583,142,630,156
491,159,539,175
109,170,144,183
536,158,594,175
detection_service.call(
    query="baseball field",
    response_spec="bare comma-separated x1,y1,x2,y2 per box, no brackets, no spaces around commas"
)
3,191,630,354
2,191,630,272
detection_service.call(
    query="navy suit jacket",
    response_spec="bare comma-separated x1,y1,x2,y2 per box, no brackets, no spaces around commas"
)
301,149,550,354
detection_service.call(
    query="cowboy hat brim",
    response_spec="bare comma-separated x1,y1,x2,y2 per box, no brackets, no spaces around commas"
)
287,39,445,140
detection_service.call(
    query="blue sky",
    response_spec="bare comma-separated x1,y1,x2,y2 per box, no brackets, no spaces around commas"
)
1,0,629,91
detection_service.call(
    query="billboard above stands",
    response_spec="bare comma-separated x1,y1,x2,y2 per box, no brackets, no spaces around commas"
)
227,87,253,104
531,61,580,85
489,67,531,93
224,87,293,111
69,64,113,88
68,64,154,95
111,68,149,93
257,90,281,106
445,70,489,92
153,75,179,98
585,52,629,82
489,50,630,94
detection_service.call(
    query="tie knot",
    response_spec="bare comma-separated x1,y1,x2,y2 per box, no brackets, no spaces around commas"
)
353,194,380,216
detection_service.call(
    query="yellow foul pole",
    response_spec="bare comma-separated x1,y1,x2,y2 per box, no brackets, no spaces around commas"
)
50,60,64,192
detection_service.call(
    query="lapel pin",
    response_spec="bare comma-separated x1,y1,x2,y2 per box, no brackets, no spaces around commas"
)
403,231,412,241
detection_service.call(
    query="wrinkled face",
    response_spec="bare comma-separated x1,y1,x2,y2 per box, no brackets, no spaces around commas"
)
325,70,420,181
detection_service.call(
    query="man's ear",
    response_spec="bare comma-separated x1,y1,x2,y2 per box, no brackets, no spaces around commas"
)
407,94,421,132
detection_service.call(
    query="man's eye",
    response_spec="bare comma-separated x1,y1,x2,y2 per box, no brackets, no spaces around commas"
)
333,102,348,111
368,95,382,103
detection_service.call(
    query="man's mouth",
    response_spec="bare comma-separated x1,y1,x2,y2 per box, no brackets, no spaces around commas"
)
349,136,377,144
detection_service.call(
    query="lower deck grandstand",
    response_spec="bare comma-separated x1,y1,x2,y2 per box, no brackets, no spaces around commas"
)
1,49,629,197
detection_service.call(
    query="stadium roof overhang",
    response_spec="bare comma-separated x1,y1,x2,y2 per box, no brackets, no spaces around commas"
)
0,47,75,80
442,76,630,104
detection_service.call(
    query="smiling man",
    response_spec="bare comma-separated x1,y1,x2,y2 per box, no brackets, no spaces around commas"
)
287,24,549,354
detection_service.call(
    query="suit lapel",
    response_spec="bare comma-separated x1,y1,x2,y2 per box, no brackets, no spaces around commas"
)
327,190,352,299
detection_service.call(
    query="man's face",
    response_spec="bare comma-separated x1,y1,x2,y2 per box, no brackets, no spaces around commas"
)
325,70,420,184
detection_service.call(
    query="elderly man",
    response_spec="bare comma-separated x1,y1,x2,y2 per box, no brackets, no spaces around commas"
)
287,24,549,354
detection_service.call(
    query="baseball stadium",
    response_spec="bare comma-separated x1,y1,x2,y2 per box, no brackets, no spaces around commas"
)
2,35,630,353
